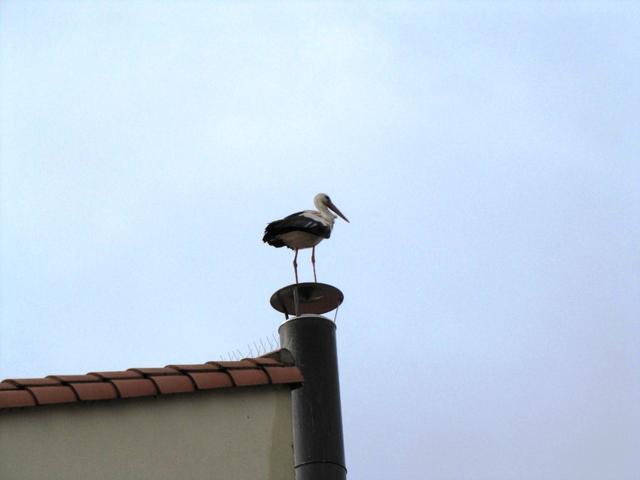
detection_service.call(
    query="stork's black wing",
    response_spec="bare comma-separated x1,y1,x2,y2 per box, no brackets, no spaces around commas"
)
263,211,331,247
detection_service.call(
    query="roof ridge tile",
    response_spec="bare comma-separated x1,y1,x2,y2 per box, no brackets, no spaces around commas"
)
206,360,256,369
5,378,61,387
0,349,302,410
89,371,143,380
48,374,101,384
185,371,233,390
110,378,158,399
68,382,118,402
0,390,37,408
147,375,196,395
27,386,78,405
258,348,296,365
243,357,283,366
166,363,222,372
128,367,180,376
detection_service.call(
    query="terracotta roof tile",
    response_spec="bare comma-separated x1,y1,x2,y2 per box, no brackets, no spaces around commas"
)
89,371,143,380
166,363,223,372
227,368,270,387
264,366,304,385
0,349,302,410
260,349,295,365
128,367,179,376
187,371,233,390
246,357,282,366
111,379,158,399
6,378,61,387
48,374,101,383
149,375,195,394
208,360,255,369
69,382,118,401
0,390,36,408
28,386,77,405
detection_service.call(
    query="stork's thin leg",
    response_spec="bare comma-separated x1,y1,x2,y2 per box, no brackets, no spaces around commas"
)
311,246,317,283
293,249,299,284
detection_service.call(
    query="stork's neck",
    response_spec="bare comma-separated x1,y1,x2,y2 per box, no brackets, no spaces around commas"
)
316,203,336,223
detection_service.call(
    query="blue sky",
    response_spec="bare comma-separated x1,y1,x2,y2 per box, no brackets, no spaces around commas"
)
1,2,638,479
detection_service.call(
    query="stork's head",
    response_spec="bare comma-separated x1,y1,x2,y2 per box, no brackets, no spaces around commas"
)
314,193,349,223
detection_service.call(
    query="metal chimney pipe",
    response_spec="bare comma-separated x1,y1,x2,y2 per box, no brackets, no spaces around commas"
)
279,314,347,480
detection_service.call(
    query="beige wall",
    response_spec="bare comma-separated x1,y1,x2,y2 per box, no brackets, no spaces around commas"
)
0,386,294,480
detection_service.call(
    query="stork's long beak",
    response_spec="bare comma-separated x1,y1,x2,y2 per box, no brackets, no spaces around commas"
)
327,201,349,223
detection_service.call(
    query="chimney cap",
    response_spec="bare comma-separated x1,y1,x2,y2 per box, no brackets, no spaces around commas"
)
270,282,343,318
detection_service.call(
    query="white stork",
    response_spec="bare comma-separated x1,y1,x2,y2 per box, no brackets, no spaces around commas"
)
263,193,349,283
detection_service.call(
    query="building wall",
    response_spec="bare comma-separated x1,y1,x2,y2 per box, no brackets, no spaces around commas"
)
0,385,294,480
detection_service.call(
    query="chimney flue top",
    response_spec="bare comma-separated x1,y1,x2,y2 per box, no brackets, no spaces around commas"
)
270,283,343,320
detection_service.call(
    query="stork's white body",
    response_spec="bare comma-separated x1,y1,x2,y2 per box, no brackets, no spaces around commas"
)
276,230,325,250
275,211,334,250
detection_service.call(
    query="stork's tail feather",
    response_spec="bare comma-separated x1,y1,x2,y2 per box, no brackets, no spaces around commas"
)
263,222,286,247
263,236,286,247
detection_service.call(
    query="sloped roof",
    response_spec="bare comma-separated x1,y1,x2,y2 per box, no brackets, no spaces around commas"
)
0,349,303,410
